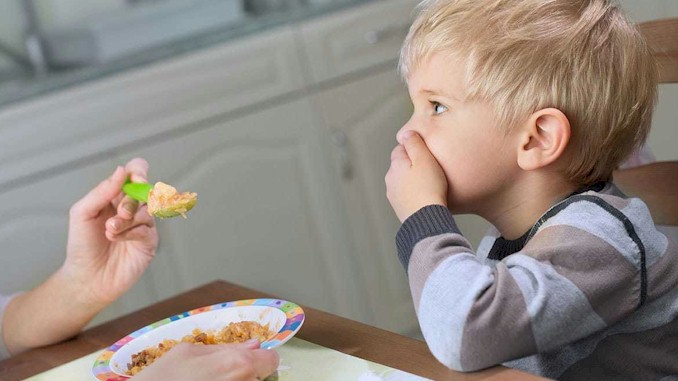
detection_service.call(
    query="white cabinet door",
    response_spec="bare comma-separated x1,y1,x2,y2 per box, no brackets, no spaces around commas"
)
0,158,159,326
0,25,309,325
115,98,369,321
298,0,420,83
0,26,305,188
311,67,421,335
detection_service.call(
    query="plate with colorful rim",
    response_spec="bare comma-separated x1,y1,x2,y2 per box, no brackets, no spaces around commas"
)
92,298,305,381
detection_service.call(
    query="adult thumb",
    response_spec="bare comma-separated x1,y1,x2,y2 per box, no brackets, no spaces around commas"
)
71,166,126,220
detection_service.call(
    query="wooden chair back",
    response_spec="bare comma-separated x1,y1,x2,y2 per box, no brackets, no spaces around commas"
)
638,17,678,84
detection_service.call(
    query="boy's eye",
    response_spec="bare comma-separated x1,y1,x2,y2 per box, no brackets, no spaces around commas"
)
431,101,448,115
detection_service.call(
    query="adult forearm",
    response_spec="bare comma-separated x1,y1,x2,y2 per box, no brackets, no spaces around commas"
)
2,267,105,355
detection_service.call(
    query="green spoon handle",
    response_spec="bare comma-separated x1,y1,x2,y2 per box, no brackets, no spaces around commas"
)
122,180,153,203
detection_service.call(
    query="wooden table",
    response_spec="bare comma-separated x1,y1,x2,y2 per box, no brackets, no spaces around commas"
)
0,280,547,381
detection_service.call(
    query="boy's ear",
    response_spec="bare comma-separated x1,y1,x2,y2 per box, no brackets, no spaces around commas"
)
516,108,571,171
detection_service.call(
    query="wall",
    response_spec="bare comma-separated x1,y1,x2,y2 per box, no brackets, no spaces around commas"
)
0,0,124,73
0,0,26,72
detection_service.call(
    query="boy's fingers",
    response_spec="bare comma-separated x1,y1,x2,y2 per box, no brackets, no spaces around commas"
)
401,131,434,164
390,145,410,163
71,167,126,220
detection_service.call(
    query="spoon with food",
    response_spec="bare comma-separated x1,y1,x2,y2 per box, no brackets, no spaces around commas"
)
122,179,197,218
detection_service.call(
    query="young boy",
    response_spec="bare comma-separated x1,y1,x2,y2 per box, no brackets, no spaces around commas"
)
385,0,678,379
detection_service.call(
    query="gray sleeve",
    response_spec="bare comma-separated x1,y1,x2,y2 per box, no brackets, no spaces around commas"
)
398,202,647,372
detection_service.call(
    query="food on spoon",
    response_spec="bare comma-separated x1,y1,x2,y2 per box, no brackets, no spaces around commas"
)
125,321,273,376
146,181,197,219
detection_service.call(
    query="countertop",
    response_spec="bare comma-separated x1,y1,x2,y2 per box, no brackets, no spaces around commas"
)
0,0,378,110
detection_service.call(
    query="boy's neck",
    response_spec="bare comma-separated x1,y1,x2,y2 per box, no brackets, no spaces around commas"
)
481,174,580,240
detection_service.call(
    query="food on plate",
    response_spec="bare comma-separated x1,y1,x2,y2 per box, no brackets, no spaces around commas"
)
125,321,273,376
146,181,197,219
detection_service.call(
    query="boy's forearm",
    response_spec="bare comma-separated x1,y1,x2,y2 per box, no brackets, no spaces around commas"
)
2,268,105,355
397,206,536,371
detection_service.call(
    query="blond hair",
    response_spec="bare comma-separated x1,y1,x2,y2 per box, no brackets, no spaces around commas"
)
400,0,658,185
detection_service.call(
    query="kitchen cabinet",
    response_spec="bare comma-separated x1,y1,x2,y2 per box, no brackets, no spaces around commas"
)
114,98,368,323
0,0,431,334
310,68,419,335
0,160,116,293
0,24,321,326
0,26,305,188
299,0,419,83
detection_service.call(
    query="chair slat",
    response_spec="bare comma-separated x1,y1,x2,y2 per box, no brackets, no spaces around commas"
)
638,17,678,84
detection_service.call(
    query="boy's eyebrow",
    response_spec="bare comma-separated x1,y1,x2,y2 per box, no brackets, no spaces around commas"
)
421,88,461,102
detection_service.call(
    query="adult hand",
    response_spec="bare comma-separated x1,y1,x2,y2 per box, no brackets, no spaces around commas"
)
63,158,159,308
2,158,160,355
385,131,448,222
133,341,280,381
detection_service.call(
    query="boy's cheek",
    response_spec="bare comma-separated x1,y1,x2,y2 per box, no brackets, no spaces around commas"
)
443,177,461,210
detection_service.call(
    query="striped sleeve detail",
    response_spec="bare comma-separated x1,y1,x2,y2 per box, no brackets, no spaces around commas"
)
415,246,495,370
396,205,462,270
459,262,538,369
647,237,678,300
520,225,639,326
400,198,649,372
407,234,474,312
536,197,647,306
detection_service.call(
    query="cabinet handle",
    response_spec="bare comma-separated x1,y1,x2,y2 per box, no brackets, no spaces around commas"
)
364,24,411,45
331,129,353,180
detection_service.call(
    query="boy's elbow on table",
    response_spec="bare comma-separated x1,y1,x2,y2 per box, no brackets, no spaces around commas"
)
416,275,537,372
423,325,525,372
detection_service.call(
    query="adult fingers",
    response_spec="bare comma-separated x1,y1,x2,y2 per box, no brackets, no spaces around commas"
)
105,224,155,243
192,344,278,380
125,157,150,183
106,205,155,238
114,158,150,219
111,157,148,211
250,348,280,380
208,343,278,380
242,339,262,349
116,196,139,220
70,166,126,221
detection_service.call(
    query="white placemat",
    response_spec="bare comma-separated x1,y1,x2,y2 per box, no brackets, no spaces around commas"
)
24,338,431,381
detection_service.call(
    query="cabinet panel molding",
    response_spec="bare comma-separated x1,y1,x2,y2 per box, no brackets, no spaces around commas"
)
299,0,420,83
312,67,419,334
117,99,368,321
0,27,305,189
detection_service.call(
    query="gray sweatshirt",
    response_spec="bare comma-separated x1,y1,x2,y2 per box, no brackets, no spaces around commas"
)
396,183,678,379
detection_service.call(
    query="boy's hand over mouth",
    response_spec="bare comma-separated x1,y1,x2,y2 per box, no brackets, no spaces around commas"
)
385,131,448,222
